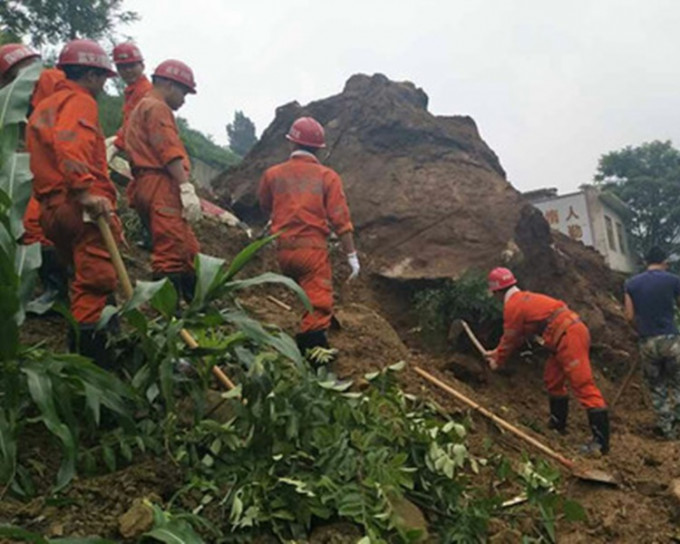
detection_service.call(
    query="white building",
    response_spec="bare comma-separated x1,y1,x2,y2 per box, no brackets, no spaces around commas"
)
524,186,636,273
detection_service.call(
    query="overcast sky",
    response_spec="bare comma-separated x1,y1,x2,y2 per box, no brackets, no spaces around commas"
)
121,0,680,194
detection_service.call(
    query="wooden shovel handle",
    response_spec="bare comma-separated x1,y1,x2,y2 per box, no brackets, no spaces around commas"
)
98,217,236,391
610,356,639,410
461,321,490,358
414,366,574,470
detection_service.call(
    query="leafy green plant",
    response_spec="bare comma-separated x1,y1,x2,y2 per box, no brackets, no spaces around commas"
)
154,357,575,543
414,271,503,348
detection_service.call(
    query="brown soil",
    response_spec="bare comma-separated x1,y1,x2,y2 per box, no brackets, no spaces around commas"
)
5,74,672,543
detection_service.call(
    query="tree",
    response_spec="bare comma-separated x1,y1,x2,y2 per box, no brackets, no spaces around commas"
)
97,91,123,137
226,110,257,157
178,117,241,171
0,0,138,47
594,140,680,257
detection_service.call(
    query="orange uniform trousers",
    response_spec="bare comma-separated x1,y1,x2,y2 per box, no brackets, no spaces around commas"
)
23,195,52,246
133,172,199,274
39,192,121,324
277,245,333,333
543,318,606,409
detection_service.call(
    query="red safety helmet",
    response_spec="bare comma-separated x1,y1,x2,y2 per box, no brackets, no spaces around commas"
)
488,267,517,292
57,39,117,77
153,59,196,93
112,42,143,65
286,117,326,148
0,43,40,77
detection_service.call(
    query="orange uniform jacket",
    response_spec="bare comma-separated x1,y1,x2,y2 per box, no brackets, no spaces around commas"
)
495,291,570,367
494,290,605,409
124,89,199,274
258,152,354,333
26,79,120,325
125,89,190,172
30,68,66,111
27,79,117,203
113,75,152,152
258,152,354,243
23,68,66,245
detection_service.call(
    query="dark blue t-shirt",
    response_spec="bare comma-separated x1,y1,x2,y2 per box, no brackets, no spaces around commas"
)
625,269,680,337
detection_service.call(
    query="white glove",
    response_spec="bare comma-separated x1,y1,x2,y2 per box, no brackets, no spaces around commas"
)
347,252,360,282
218,210,240,227
180,183,202,223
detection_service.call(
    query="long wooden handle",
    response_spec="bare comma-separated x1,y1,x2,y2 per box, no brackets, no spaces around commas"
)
98,217,236,390
461,321,490,358
610,356,639,410
414,366,574,470
98,216,134,299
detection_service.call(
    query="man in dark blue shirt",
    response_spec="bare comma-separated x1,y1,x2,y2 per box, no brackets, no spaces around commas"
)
625,246,680,439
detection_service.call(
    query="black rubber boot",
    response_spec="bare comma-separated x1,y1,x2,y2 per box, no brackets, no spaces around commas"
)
154,272,196,304
68,324,115,371
28,246,70,314
137,221,153,251
39,246,69,300
295,329,330,353
547,395,569,434
582,408,610,456
295,329,336,367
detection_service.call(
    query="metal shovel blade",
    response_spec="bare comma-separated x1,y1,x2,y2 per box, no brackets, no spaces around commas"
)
569,462,619,486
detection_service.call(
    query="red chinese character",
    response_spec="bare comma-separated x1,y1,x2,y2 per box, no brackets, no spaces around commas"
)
544,209,559,225
568,224,583,240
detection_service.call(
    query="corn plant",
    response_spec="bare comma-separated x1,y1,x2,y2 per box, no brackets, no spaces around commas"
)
0,62,135,498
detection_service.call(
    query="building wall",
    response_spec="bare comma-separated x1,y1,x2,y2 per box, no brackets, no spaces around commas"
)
584,188,634,273
531,189,635,273
532,192,594,246
190,156,222,191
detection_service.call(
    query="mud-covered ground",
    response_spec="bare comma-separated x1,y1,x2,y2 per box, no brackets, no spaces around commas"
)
6,221,679,543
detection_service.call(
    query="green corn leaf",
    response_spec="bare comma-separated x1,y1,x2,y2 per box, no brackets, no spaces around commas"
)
150,278,179,318
227,272,311,311
14,241,41,325
192,253,226,308
0,61,42,127
223,233,278,280
122,279,171,313
21,367,77,491
0,525,48,543
102,445,116,472
0,151,33,239
0,409,17,486
221,309,302,365
144,520,205,543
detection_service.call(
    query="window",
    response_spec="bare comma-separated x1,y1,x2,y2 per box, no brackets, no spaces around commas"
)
605,215,616,251
615,221,626,255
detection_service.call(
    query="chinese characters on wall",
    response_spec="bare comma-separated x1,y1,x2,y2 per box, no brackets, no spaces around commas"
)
542,205,583,241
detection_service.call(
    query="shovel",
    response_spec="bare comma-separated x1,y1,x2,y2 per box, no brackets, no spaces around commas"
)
448,319,490,378
414,366,618,486
97,216,236,390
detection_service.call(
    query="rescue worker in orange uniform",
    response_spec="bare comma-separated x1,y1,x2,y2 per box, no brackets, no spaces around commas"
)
0,43,68,308
26,39,121,367
124,59,201,301
111,42,154,248
111,42,152,155
258,117,360,358
486,267,610,455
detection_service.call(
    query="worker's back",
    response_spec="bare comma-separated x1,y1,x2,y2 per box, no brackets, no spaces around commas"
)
259,151,352,242
626,269,680,337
